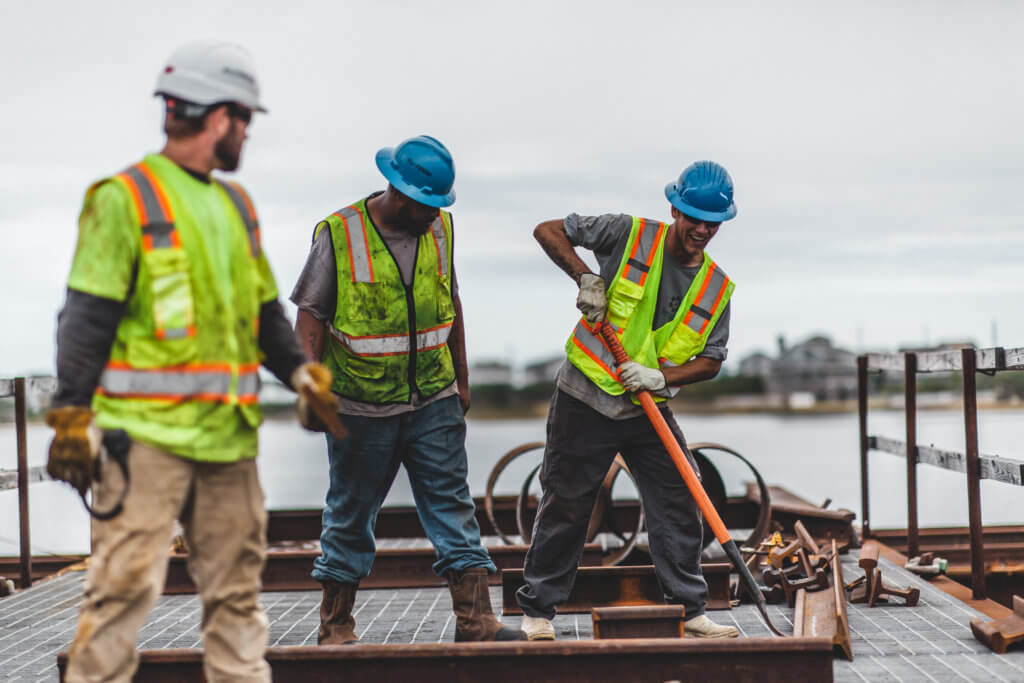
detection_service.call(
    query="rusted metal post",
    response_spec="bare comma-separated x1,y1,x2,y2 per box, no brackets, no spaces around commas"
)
15,377,32,589
962,348,986,599
857,355,870,539
904,353,919,559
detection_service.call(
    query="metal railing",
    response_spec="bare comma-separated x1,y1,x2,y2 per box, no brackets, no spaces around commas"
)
0,377,57,589
857,347,1024,600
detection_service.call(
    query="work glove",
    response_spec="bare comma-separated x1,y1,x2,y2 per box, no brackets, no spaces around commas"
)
576,273,607,323
45,406,102,496
291,362,345,436
618,361,667,393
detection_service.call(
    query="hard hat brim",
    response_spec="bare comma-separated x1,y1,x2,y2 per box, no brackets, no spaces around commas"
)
664,182,737,222
375,147,455,208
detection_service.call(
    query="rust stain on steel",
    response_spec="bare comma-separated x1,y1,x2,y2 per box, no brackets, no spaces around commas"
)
501,564,732,616
58,638,836,683
793,539,852,660
163,544,604,594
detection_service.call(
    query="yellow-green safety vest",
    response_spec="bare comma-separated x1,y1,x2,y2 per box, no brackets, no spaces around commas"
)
319,198,457,404
566,216,735,402
90,155,267,461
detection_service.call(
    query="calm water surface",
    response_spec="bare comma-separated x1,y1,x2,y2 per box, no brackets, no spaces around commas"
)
2,409,1022,555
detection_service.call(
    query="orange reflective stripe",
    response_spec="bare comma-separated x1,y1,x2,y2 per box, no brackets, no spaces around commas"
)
571,332,618,381
682,263,716,326
621,218,647,283
338,210,359,283
638,222,665,287
135,162,175,221
351,204,375,282
431,228,444,278
117,172,149,225
698,273,731,335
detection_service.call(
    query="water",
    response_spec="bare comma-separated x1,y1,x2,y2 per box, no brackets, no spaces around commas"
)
2,409,1023,556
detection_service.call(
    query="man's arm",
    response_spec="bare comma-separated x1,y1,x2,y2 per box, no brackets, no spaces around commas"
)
534,219,594,284
258,300,308,387
53,290,125,407
448,270,470,413
295,308,327,362
661,357,722,388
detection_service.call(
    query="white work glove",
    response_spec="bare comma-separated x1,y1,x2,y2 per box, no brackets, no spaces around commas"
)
618,361,667,393
576,273,607,323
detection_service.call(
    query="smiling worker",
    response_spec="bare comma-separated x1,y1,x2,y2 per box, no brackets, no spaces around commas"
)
516,161,741,640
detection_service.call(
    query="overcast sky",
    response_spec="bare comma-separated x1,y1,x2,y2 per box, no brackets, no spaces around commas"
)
1,1,1022,377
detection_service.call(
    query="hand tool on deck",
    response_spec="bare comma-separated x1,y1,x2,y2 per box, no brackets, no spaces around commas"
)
597,323,784,637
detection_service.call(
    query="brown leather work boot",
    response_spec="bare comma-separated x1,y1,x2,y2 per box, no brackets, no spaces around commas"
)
317,580,358,645
446,568,527,641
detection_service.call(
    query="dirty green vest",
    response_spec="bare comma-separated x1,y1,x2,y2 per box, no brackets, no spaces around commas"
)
90,155,266,460
566,216,735,401
320,198,457,404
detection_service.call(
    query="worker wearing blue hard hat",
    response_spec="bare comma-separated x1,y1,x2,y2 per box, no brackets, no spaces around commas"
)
290,135,526,644
516,160,741,641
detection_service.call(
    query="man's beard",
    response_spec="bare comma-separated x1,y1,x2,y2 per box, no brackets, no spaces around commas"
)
214,129,243,172
394,204,434,236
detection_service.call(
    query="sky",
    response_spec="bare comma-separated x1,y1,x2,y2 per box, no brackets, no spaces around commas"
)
1,0,1023,377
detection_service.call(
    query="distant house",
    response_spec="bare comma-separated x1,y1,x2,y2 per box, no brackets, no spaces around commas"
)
738,352,773,379
522,356,564,388
737,335,857,401
469,361,513,387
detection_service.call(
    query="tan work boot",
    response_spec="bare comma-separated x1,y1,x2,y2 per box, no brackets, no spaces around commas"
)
447,568,527,641
683,614,740,639
318,580,358,645
521,615,555,641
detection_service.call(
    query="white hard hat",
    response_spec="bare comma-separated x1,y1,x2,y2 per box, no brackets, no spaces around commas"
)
154,39,267,113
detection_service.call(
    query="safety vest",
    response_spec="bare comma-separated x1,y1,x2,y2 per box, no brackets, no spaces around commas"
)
566,216,734,401
90,155,267,461
320,198,457,404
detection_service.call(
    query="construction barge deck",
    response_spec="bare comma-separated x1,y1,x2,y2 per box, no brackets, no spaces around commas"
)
3,545,1023,682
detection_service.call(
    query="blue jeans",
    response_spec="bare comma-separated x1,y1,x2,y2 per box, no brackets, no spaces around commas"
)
312,395,496,584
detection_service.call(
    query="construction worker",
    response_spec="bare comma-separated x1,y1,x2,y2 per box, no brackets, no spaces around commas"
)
291,135,525,644
515,161,742,640
45,40,337,682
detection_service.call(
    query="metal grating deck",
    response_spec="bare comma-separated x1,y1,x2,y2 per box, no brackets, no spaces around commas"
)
4,551,1024,681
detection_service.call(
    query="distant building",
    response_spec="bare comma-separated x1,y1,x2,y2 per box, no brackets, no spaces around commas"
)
738,335,857,401
469,361,513,387
522,356,564,388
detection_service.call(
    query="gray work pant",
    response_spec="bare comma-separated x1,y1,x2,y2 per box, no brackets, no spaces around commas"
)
516,389,707,620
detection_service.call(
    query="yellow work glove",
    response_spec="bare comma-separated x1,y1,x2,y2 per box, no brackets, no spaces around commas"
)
45,406,102,496
291,362,343,435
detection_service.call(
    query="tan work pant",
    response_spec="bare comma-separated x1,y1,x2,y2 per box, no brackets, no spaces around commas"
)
65,441,271,683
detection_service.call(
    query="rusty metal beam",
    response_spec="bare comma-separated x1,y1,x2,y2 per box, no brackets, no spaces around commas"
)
266,499,645,543
15,378,31,589
58,639,836,683
592,605,685,639
500,564,732,615
793,540,851,660
163,544,604,594
858,355,871,539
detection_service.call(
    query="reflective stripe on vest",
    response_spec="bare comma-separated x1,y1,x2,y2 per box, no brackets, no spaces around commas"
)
117,163,193,340
335,205,375,283
98,362,261,404
681,263,731,336
428,216,449,279
619,218,665,286
569,318,620,383
215,179,262,258
328,321,453,357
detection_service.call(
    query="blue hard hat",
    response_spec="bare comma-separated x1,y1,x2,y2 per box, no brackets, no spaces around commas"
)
664,161,737,222
375,135,456,208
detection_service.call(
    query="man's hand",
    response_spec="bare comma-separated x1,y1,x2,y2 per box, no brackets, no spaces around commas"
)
618,361,667,393
457,383,471,414
291,362,345,436
577,273,607,323
45,406,102,495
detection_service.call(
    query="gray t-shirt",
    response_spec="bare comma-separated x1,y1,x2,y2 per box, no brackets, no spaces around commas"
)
289,194,457,417
556,213,731,420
